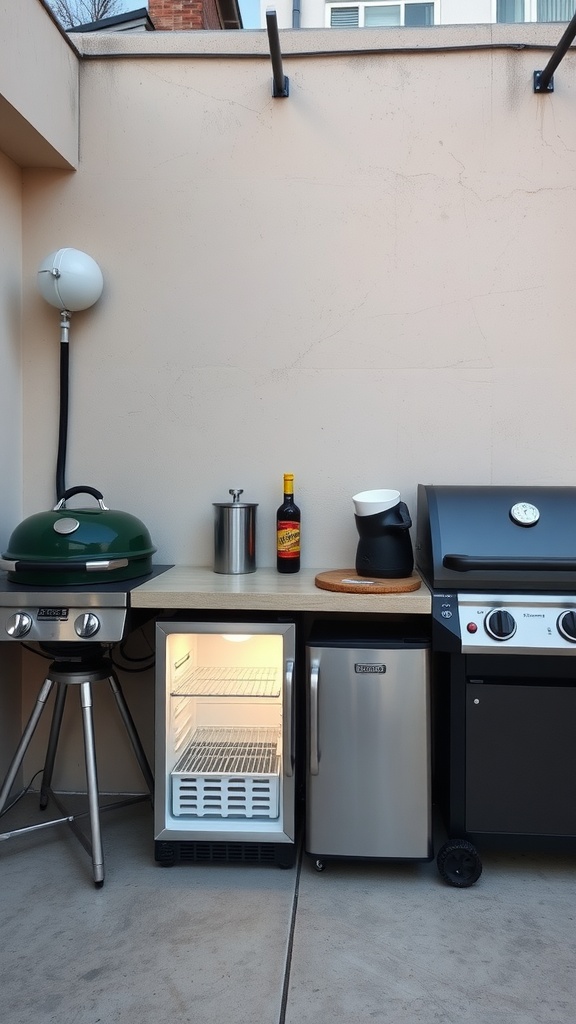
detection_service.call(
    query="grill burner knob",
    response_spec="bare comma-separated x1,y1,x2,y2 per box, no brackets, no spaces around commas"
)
557,611,576,643
6,612,32,638
74,613,101,639
485,609,516,641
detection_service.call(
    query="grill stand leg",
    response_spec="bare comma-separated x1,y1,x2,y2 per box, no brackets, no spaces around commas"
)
39,681,67,809
0,677,55,814
79,680,105,887
108,672,154,801
0,660,152,888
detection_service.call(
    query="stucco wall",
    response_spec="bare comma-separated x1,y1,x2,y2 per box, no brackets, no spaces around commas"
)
0,0,78,168
21,25,576,572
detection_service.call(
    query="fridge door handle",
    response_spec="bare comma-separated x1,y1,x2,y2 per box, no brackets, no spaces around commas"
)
309,658,320,776
284,659,295,778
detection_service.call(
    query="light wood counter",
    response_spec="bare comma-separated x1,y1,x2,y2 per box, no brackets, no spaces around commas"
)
131,567,431,615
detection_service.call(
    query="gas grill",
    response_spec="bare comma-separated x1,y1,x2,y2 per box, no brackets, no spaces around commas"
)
416,485,576,887
0,565,170,646
0,566,170,886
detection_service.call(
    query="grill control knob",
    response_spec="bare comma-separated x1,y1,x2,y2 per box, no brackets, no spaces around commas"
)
74,613,100,639
6,612,32,638
558,611,576,643
485,609,516,641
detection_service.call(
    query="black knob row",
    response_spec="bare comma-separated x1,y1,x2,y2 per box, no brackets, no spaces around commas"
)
484,608,576,643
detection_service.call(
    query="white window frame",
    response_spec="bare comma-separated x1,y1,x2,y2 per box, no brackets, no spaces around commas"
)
491,0,576,22
325,1,438,28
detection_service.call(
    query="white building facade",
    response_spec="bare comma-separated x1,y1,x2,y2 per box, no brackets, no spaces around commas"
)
261,0,576,30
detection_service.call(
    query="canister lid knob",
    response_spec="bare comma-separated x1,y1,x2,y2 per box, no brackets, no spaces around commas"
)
229,489,244,503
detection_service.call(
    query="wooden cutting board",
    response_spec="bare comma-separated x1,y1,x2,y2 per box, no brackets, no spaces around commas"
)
314,569,422,594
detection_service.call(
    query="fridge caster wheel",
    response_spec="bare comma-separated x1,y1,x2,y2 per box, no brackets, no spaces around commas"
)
314,858,326,872
436,839,482,888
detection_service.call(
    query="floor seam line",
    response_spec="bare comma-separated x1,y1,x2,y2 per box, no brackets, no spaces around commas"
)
278,839,303,1024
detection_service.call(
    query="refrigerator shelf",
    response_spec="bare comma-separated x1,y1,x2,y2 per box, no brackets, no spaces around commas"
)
171,666,280,698
171,727,281,819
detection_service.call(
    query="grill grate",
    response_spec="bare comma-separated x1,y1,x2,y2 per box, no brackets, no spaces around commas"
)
171,666,279,698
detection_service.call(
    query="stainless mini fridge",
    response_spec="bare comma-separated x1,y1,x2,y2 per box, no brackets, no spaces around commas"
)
155,619,296,868
306,623,431,869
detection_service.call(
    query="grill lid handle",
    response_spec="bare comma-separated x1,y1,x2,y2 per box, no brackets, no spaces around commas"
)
443,554,576,572
0,558,129,573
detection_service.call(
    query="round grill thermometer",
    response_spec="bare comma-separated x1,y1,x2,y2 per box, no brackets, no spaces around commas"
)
510,502,540,527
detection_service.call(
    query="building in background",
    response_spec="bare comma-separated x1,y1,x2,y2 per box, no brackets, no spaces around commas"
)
67,0,243,32
261,0,576,30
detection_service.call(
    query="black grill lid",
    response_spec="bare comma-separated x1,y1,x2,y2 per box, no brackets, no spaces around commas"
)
416,485,576,591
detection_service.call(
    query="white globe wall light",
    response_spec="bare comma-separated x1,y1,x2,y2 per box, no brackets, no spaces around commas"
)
37,248,103,312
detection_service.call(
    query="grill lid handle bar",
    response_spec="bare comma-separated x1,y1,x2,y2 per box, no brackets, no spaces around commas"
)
0,558,129,573
443,554,576,572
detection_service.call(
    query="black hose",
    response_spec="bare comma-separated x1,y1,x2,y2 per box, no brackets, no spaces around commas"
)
56,340,69,501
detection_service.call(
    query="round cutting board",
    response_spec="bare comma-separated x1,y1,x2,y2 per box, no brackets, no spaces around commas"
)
314,569,422,594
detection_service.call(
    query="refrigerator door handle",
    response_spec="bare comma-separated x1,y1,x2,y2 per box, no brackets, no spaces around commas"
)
284,659,295,777
309,658,320,775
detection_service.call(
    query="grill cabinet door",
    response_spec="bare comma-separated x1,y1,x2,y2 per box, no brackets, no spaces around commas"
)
466,681,576,836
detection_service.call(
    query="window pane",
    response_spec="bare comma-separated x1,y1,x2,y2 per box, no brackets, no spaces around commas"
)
497,0,525,21
364,5,401,26
331,6,360,25
537,0,576,20
405,2,434,25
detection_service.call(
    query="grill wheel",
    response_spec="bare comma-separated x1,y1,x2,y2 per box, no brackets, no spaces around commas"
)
436,839,483,888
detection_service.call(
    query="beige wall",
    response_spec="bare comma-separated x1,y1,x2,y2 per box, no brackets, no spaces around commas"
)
6,18,576,791
0,0,78,168
21,25,576,574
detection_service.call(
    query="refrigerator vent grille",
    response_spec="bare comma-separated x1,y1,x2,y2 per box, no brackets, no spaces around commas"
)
171,666,279,698
172,727,280,818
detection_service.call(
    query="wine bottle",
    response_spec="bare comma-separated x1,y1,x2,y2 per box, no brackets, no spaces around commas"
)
276,473,301,573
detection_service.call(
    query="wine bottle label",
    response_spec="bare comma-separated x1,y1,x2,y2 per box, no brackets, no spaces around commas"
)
277,522,300,557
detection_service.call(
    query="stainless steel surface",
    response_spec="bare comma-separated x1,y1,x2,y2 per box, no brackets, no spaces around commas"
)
457,592,576,655
306,641,431,861
0,565,172,642
213,491,258,575
0,604,127,643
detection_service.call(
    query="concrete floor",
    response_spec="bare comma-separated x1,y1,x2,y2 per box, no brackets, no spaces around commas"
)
2,797,576,1024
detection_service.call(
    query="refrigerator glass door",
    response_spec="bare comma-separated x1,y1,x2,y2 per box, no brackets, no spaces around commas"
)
307,642,430,860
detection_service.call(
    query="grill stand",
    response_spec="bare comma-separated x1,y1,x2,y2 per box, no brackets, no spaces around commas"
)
0,655,154,887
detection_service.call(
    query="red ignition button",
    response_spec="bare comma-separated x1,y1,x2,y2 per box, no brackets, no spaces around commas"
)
467,622,478,633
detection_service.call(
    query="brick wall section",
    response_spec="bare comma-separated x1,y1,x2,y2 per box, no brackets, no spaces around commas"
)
148,1,222,30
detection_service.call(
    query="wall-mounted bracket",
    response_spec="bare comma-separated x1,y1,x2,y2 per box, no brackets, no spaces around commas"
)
533,11,576,93
266,9,289,98
533,70,554,93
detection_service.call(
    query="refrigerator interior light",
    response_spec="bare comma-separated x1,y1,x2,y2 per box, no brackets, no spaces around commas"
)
221,634,254,642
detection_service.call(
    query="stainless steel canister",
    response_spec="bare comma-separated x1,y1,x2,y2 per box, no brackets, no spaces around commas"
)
213,489,258,574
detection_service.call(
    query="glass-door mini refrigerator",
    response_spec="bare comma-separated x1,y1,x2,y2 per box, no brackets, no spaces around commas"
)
154,620,296,867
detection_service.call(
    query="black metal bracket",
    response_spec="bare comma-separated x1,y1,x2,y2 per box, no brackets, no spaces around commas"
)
266,9,289,98
533,11,576,93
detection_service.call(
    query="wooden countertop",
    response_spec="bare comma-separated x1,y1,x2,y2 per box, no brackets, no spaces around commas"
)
131,566,431,614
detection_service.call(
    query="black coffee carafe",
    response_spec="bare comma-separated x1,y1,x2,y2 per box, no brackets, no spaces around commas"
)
353,489,414,579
